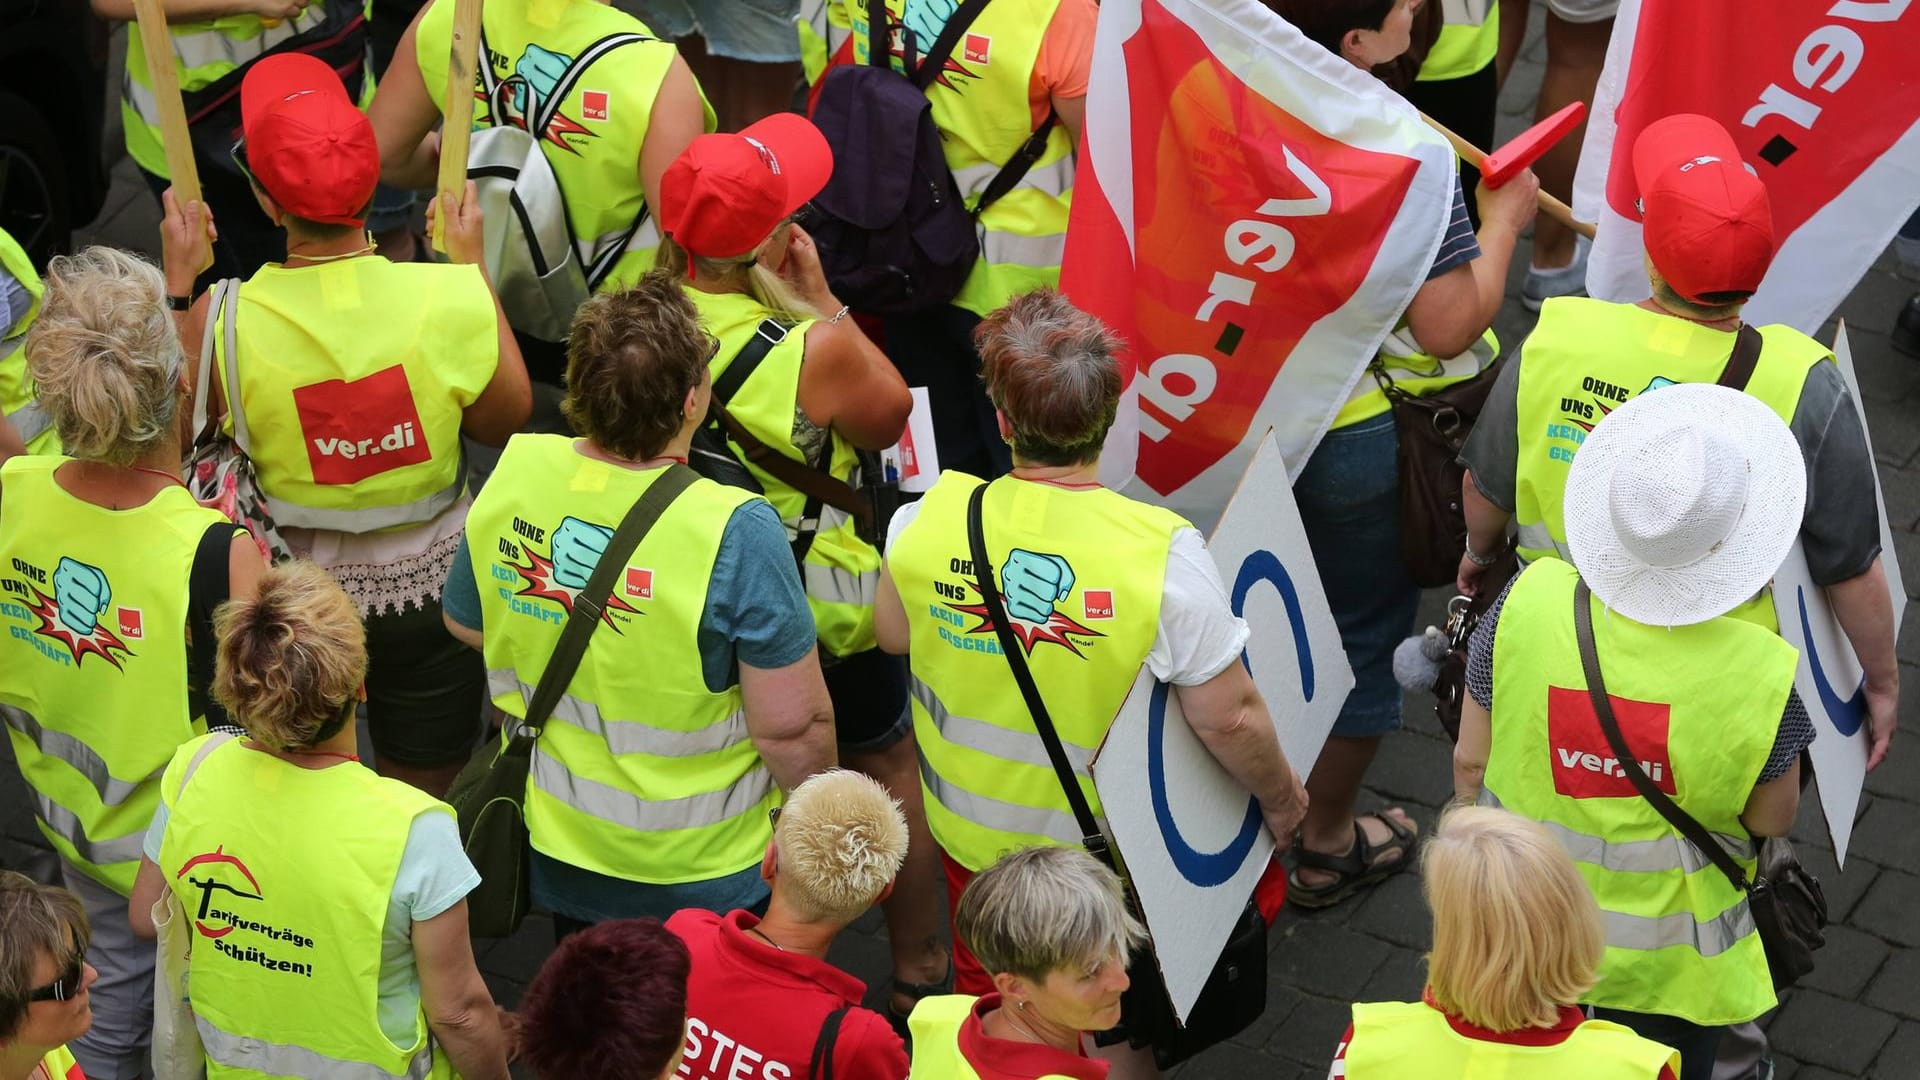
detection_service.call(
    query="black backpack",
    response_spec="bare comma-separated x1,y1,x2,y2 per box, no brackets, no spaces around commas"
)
807,0,1058,314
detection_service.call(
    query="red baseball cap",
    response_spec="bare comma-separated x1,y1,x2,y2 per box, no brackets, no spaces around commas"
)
659,113,834,264
239,54,379,227
1630,113,1774,304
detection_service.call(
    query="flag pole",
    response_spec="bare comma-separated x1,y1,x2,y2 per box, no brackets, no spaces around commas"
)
1419,112,1597,241
132,0,213,272
434,0,484,254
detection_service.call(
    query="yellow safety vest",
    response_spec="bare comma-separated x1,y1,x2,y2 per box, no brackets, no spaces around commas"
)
213,257,495,533
417,0,713,292
907,996,1077,1080
38,1045,82,1080
1509,297,1831,628
890,472,1184,871
1417,0,1501,83
797,0,852,87
157,734,454,1080
0,456,225,893
468,435,777,885
1335,325,1499,429
0,228,53,454
1484,558,1794,1026
1345,1000,1677,1079
121,1,374,180
846,0,1076,317
689,288,878,658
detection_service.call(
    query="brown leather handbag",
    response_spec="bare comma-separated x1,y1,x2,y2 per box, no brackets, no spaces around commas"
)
1374,358,1509,588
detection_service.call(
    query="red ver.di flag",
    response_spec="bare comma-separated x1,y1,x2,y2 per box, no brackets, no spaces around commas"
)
1062,0,1457,521
1574,0,1920,333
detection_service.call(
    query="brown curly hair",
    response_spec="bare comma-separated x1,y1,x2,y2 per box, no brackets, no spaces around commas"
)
212,561,366,750
563,271,711,461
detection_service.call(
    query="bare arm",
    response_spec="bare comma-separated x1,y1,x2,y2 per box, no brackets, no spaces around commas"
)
227,534,267,601
368,7,444,190
740,648,837,791
1174,661,1307,852
1453,697,1492,805
637,55,708,218
1403,172,1539,359
1051,94,1085,152
874,566,909,655
443,611,484,651
1828,560,1900,770
796,323,911,451
1741,758,1802,838
130,857,166,940
414,901,509,1080
92,0,293,23
0,414,23,467
1458,470,1513,596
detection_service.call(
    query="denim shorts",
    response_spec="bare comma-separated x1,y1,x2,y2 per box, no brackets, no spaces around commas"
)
619,0,801,61
1293,412,1419,738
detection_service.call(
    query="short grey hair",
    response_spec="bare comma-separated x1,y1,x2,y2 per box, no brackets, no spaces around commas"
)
975,289,1123,467
25,247,184,465
956,846,1145,982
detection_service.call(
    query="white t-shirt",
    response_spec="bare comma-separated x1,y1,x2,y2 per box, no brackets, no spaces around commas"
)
886,501,1249,686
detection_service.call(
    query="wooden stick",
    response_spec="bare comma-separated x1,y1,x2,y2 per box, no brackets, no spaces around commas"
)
132,0,213,271
1419,111,1597,241
434,0,484,253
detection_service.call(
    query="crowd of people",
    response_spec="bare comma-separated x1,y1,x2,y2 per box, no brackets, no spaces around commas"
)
0,0,1904,1079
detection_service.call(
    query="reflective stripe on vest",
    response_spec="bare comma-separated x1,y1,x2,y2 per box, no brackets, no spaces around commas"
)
2,706,154,809
530,747,773,833
196,1016,436,1080
25,789,148,868
1417,0,1499,83
979,229,1065,271
892,472,1184,870
1484,558,1794,1025
950,154,1074,202
168,6,330,73
486,669,749,757
5,400,50,446
1335,327,1498,429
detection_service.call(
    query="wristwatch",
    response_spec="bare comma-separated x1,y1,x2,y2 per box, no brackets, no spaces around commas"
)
165,293,193,311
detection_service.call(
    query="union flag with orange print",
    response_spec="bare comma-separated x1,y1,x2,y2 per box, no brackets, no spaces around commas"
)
1061,0,1459,519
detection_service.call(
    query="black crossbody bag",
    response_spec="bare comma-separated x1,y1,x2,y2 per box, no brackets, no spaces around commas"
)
963,483,1266,1067
1572,579,1827,990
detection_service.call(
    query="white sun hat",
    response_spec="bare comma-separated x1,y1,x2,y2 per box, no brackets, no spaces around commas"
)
1563,381,1807,627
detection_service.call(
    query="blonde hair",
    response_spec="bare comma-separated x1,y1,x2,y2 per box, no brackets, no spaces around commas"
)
212,561,367,750
0,871,89,1038
956,846,1145,983
1422,806,1604,1032
657,235,812,324
774,769,909,924
24,246,184,465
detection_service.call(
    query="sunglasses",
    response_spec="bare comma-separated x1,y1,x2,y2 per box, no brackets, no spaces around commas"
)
28,951,83,1003
769,805,782,829
230,137,258,190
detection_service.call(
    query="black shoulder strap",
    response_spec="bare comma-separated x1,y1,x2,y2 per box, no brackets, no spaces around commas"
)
521,466,699,733
187,521,245,732
965,482,1114,865
807,1005,850,1080
973,108,1060,218
1717,324,1764,392
713,319,790,406
531,32,654,135
866,0,993,91
1573,578,1753,892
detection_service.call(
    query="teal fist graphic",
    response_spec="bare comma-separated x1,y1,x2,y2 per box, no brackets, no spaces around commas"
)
52,557,110,636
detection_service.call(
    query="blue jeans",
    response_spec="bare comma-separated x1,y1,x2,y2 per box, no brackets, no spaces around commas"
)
1293,411,1419,737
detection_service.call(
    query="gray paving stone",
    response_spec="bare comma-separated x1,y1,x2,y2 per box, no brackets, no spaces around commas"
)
1869,1020,1920,1078
1357,729,1455,812
1267,921,1394,1001
1847,796,1920,873
1795,924,1891,1001
1864,947,1920,1021
1767,989,1898,1076
1265,991,1352,1068
1876,451,1920,526
1345,871,1431,952
1226,979,1302,1052
1852,869,1920,948
1354,946,1426,1004
1793,841,1881,926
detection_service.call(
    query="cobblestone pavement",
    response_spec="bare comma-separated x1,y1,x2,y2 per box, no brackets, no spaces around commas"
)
6,18,1918,1080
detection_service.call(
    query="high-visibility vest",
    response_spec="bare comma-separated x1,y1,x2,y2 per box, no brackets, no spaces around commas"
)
890,472,1184,871
1344,1000,1677,1079
846,0,1076,317
1484,558,1794,1026
907,996,1078,1080
120,1,373,180
797,0,853,87
0,228,53,454
417,0,711,293
688,288,878,658
0,456,225,894
1335,325,1500,429
1509,297,1831,628
39,1045,83,1080
213,257,495,533
1417,0,1501,83
157,734,455,1080
467,434,776,884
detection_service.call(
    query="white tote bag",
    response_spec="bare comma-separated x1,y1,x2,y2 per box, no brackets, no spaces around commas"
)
150,890,204,1080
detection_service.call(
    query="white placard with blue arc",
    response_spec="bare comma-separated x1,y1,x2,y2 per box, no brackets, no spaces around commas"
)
1773,324,1905,868
1090,431,1353,1022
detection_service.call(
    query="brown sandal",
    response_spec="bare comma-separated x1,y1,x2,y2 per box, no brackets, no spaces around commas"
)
1286,812,1418,910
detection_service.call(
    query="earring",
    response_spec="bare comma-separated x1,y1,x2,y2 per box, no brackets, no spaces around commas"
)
1015,999,1027,1011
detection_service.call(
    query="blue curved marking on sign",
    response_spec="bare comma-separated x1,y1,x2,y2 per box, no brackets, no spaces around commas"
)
1148,679,1264,887
1798,586,1865,737
1231,549,1314,702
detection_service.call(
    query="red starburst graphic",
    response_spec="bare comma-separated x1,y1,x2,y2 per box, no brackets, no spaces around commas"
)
1572,399,1616,433
944,583,1104,658
470,83,598,156
509,551,638,630
25,587,131,670
887,43,978,91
